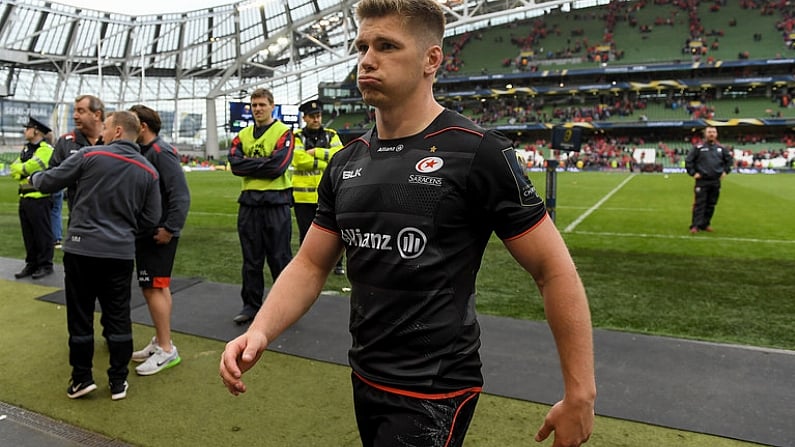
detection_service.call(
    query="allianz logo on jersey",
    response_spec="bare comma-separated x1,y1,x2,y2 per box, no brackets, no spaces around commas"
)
377,144,403,152
340,227,427,259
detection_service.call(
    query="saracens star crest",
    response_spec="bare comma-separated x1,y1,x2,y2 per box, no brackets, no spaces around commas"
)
415,156,443,173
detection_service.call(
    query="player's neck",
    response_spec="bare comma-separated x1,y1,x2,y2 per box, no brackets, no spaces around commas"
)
375,98,443,140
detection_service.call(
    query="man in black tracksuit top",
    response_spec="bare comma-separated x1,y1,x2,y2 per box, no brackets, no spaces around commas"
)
685,126,733,233
31,111,161,401
50,95,105,244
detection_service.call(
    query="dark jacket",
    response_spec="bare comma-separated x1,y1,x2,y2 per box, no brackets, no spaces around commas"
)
30,140,161,260
140,136,191,237
685,142,733,180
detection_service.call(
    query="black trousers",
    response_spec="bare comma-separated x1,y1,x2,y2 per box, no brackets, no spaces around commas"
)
691,178,721,229
63,253,134,384
352,373,480,447
237,203,292,313
19,196,53,270
294,202,317,245
294,202,344,270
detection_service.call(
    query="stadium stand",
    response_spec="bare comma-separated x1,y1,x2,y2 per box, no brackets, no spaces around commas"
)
323,0,795,172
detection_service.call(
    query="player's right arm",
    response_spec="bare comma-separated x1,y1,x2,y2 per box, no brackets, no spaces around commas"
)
219,224,344,395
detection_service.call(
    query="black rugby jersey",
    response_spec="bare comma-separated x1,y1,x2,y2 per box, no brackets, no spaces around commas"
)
315,109,547,392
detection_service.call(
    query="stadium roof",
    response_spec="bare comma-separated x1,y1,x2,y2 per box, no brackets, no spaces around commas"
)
0,0,603,101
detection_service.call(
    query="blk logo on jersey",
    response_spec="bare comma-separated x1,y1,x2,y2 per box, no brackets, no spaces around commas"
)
342,168,363,180
415,156,444,173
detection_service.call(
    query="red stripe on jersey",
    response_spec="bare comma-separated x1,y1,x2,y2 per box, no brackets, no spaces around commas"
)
424,126,483,139
311,222,340,236
503,212,549,241
84,151,159,179
274,132,294,170
354,372,482,400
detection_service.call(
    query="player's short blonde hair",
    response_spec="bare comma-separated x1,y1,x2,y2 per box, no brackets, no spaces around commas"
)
355,0,446,48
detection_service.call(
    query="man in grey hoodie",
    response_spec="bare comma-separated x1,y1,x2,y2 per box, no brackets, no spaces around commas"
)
30,110,161,401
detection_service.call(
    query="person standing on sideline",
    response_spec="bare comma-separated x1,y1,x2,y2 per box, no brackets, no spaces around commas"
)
11,116,55,280
292,99,345,274
686,126,733,233
30,111,161,401
227,88,294,325
51,94,106,246
220,1,596,446
128,105,191,376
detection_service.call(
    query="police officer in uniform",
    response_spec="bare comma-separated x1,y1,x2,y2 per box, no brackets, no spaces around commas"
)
228,88,295,324
293,100,345,274
11,116,55,279
686,126,733,233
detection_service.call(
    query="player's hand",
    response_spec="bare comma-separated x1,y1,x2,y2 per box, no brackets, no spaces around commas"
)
694,173,702,179
153,227,173,245
535,398,594,446
219,331,268,395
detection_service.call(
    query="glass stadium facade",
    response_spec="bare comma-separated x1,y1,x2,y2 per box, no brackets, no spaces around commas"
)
0,0,607,157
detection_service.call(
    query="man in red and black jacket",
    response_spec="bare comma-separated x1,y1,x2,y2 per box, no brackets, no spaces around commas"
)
50,94,104,246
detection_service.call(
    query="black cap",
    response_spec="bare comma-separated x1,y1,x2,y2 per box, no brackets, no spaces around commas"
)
24,116,52,134
299,100,323,115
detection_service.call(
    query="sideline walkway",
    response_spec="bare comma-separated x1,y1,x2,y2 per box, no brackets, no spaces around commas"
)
2,257,793,447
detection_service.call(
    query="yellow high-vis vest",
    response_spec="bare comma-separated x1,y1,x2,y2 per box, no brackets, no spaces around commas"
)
237,121,293,192
292,128,343,204
11,140,53,199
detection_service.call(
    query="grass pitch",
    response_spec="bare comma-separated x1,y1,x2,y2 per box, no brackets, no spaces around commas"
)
1,169,793,349
1,168,787,446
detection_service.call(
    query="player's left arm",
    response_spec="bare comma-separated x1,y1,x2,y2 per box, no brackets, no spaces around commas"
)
503,218,595,446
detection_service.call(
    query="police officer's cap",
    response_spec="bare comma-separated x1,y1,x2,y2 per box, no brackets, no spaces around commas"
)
24,116,52,134
299,100,323,115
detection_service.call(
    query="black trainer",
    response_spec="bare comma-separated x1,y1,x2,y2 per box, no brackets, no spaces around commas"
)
109,380,128,401
233,312,253,325
31,267,54,279
14,265,35,279
67,380,97,399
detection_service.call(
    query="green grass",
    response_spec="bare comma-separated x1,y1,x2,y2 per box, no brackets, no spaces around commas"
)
0,280,762,447
2,170,793,350
2,169,787,446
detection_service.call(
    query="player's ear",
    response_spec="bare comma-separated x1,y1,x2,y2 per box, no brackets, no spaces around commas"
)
425,45,443,76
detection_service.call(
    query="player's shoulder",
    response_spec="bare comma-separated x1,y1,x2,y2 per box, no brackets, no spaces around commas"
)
427,110,511,152
429,109,486,136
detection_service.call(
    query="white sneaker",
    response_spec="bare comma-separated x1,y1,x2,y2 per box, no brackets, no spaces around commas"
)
132,336,158,362
135,344,181,376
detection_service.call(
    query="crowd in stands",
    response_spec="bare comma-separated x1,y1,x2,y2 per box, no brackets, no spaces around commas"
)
436,0,795,79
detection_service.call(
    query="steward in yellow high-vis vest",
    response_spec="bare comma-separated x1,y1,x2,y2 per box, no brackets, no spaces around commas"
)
227,88,295,324
11,116,55,279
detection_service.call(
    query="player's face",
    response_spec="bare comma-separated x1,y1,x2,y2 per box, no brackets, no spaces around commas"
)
704,127,718,143
101,116,118,143
251,97,274,126
303,112,322,130
73,98,101,133
355,14,427,109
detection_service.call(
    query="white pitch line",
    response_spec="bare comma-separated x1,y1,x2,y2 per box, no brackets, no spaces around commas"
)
569,230,795,245
564,174,637,233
